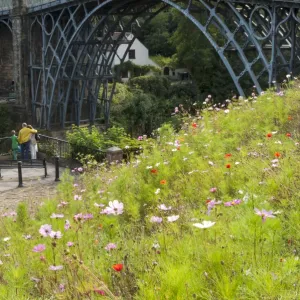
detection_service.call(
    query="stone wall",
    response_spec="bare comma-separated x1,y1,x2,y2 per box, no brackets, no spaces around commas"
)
0,24,13,95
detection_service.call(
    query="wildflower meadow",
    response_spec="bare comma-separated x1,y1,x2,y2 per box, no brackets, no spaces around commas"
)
1,85,300,299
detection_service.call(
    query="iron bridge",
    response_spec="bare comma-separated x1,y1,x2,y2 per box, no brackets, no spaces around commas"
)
1,0,300,129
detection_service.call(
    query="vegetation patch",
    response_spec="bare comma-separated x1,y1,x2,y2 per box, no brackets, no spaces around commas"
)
1,86,300,298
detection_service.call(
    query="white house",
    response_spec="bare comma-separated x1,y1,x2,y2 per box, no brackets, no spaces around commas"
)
162,66,190,81
111,32,159,81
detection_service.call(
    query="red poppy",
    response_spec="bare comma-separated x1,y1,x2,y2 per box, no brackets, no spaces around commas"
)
150,169,158,174
160,180,167,185
226,164,231,168
274,152,281,158
225,153,232,159
288,116,293,120
192,123,197,128
206,199,211,204
112,264,123,272
286,133,291,137
177,147,180,151
266,133,272,138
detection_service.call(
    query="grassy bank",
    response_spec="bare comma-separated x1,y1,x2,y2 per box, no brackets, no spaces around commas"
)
1,85,300,299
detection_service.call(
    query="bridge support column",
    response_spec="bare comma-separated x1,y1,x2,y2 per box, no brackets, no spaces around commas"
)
12,0,29,120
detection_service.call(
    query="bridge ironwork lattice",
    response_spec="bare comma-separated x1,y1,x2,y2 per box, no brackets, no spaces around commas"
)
1,0,300,128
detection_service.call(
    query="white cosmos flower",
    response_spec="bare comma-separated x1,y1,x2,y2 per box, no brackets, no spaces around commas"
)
146,166,153,169
167,215,179,222
3,237,10,242
193,221,215,229
154,188,161,195
158,204,172,211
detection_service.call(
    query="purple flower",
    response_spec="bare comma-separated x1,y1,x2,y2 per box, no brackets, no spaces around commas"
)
67,242,74,247
49,265,63,271
49,231,63,239
150,216,163,223
64,220,70,231
254,208,276,222
32,244,46,253
83,213,93,220
77,167,83,173
105,243,117,251
207,200,222,215
39,224,52,237
50,213,64,219
224,199,242,207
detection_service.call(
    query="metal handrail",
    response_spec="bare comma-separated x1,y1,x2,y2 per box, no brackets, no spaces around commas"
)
38,134,106,160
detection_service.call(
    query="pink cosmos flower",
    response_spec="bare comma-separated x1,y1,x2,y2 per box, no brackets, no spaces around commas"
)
64,220,70,231
74,195,82,201
67,242,74,247
167,215,180,222
39,224,52,237
83,213,93,220
49,231,63,239
49,265,63,271
210,187,217,193
57,201,68,208
50,213,64,219
254,208,276,222
77,167,83,173
101,200,124,215
59,284,65,292
73,213,83,222
224,199,242,207
158,204,172,211
94,289,105,295
32,244,46,253
150,216,163,223
105,243,117,251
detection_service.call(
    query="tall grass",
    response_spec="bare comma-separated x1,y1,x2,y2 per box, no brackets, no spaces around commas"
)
1,86,300,299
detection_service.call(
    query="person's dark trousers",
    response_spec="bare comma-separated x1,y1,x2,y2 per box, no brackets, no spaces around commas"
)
21,141,30,160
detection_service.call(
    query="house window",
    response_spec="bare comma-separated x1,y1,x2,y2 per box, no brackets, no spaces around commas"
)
163,67,169,76
129,49,136,59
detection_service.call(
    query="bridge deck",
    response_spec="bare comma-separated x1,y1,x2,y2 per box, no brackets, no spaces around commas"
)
1,0,300,14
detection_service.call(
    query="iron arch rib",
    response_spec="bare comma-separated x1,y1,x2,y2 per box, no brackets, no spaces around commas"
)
31,0,300,129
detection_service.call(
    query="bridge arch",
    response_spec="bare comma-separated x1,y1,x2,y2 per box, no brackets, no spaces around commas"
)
29,0,296,129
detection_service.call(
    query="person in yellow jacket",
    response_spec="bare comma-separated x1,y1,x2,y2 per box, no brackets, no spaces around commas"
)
18,123,37,160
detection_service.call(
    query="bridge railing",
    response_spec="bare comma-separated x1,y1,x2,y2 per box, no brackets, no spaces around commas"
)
0,0,12,11
38,134,106,161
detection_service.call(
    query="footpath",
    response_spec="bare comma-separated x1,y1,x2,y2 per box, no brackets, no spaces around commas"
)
0,164,65,212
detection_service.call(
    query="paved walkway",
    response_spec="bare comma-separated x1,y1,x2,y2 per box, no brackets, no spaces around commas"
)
0,164,65,211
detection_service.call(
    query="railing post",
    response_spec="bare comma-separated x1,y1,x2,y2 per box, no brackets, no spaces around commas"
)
18,161,23,187
55,156,60,182
43,158,47,178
